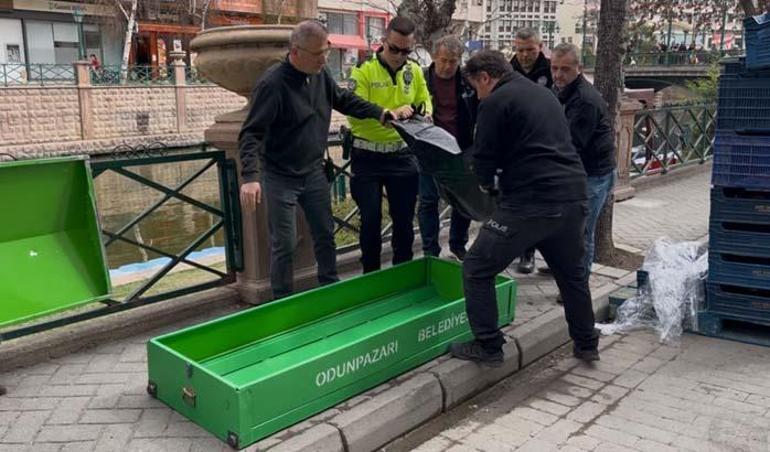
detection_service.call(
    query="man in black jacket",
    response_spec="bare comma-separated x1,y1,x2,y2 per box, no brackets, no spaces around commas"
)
551,43,616,275
450,50,599,365
418,35,477,260
239,20,410,299
509,28,553,274
509,28,553,89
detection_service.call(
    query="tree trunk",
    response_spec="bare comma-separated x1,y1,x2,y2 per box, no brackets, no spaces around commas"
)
593,0,627,265
201,0,211,31
120,0,138,83
740,0,755,15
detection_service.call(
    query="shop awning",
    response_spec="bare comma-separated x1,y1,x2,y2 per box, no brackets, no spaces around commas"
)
328,34,369,50
138,22,202,34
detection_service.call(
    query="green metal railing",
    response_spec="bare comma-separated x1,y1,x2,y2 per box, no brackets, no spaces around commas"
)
631,102,716,177
0,63,76,86
325,135,452,253
622,51,729,66
91,65,174,85
0,143,243,341
185,66,210,84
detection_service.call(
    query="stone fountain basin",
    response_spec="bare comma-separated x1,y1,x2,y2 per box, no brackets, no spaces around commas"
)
191,25,293,98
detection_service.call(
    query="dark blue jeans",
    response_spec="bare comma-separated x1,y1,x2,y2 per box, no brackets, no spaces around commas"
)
263,168,338,299
584,171,616,274
417,174,471,256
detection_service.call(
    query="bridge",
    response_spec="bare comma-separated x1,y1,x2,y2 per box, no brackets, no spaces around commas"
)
584,51,730,91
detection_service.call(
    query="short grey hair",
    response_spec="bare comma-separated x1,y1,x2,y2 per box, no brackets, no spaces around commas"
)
514,28,540,42
290,20,328,48
552,43,581,65
433,35,464,57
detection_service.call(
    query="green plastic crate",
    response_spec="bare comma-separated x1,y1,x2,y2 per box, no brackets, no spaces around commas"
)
0,157,111,327
147,257,516,448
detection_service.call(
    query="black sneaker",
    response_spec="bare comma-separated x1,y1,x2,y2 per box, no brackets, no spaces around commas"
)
516,255,535,274
450,246,467,261
538,266,552,275
573,346,600,362
449,340,504,367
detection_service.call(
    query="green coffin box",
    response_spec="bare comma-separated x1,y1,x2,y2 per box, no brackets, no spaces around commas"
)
147,257,516,448
0,157,111,328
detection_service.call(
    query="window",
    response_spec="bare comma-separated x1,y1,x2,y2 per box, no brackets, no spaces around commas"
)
326,12,358,35
568,36,573,43
365,16,385,41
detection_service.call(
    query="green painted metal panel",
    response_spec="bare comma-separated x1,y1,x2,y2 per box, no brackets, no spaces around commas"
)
147,257,516,448
0,157,111,327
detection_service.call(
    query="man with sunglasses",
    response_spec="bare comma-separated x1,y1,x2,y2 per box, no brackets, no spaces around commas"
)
346,17,432,273
239,20,410,300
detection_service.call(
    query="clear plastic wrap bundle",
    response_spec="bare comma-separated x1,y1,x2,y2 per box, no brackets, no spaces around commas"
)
596,238,709,343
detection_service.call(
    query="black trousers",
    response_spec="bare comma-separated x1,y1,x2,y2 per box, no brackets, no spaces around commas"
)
263,168,338,299
350,152,419,273
463,201,599,351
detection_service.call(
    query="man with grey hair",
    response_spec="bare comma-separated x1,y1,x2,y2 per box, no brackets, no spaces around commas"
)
417,35,477,260
510,27,554,275
551,43,616,277
239,20,411,299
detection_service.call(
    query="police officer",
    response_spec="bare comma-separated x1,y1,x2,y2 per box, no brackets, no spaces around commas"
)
450,50,599,365
346,17,432,273
418,35,477,261
239,21,410,299
551,43,616,275
510,28,553,274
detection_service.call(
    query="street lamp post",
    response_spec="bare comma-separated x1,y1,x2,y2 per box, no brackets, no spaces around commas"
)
72,7,86,61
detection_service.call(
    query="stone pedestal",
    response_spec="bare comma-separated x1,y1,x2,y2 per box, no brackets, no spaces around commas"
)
614,97,643,201
204,108,317,303
193,25,318,304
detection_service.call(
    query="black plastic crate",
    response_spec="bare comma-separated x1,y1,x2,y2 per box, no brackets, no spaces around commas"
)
709,186,770,223
709,220,770,257
712,131,770,190
706,283,770,322
716,73,770,132
745,13,770,71
721,56,745,75
708,251,770,290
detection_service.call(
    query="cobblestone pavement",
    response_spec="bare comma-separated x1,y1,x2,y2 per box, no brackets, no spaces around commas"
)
613,167,710,251
0,167,713,451
404,329,770,452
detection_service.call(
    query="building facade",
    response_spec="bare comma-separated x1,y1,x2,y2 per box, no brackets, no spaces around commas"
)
478,0,560,52
0,0,116,71
317,0,393,80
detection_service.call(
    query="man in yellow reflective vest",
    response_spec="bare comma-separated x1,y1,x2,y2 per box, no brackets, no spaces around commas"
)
346,16,433,273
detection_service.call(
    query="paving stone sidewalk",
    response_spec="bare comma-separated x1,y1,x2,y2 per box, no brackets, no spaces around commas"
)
407,329,770,452
0,166,712,451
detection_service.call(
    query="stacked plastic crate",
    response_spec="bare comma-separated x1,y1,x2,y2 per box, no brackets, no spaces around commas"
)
699,13,770,338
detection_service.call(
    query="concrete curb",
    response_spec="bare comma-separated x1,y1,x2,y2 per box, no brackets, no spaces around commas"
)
0,286,241,372
256,272,630,452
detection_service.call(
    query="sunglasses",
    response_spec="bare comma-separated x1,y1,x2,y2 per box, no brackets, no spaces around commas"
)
385,40,413,56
